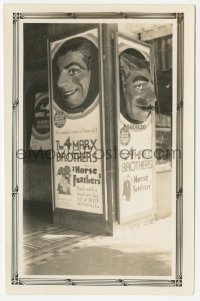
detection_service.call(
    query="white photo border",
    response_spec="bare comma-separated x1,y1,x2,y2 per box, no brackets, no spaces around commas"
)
11,11,183,287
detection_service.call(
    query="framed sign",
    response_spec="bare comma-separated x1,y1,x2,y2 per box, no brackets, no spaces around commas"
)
48,26,110,233
115,35,156,223
4,4,195,295
49,29,102,212
30,91,51,150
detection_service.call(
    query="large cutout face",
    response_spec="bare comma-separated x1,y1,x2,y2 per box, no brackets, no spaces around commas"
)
52,37,99,114
57,49,91,109
120,51,156,123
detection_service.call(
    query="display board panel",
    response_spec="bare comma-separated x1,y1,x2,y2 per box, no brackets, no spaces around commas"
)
116,35,156,223
48,28,105,214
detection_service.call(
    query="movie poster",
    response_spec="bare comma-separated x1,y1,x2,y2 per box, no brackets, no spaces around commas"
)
30,92,51,150
117,36,156,222
49,29,104,214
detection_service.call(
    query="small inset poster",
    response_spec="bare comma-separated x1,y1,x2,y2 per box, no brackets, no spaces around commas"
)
30,92,51,150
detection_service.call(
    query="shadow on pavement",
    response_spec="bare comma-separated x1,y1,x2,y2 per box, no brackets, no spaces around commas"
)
25,246,171,276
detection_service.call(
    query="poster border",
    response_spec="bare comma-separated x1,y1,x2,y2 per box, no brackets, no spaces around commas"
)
47,26,108,218
115,33,157,225
11,11,184,289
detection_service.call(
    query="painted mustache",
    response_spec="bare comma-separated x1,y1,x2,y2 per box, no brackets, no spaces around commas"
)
136,104,155,111
135,98,155,111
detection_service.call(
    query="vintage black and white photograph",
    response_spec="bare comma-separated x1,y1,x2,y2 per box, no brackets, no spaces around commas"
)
22,20,175,277
4,4,195,294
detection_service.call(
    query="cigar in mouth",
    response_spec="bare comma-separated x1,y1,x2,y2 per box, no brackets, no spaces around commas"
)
137,104,155,111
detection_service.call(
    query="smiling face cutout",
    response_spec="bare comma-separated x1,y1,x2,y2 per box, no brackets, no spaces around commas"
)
120,51,156,123
57,49,91,109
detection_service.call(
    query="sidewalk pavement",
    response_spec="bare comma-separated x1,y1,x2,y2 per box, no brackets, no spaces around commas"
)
24,215,172,276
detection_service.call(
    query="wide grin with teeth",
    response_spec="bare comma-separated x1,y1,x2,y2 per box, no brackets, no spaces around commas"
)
64,89,78,96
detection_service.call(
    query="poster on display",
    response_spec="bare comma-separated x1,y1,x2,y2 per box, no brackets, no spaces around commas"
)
29,92,51,150
48,29,105,214
117,35,156,223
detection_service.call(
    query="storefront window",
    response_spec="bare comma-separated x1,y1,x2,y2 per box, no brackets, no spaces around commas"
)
147,35,172,169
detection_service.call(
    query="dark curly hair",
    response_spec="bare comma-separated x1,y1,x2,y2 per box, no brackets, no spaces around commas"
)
52,37,99,114
119,48,150,123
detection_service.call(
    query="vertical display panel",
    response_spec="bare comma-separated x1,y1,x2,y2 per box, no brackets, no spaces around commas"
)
116,35,156,223
49,29,105,215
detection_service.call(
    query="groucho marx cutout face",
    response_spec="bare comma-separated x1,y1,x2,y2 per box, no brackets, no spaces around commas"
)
120,50,156,123
53,37,99,114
